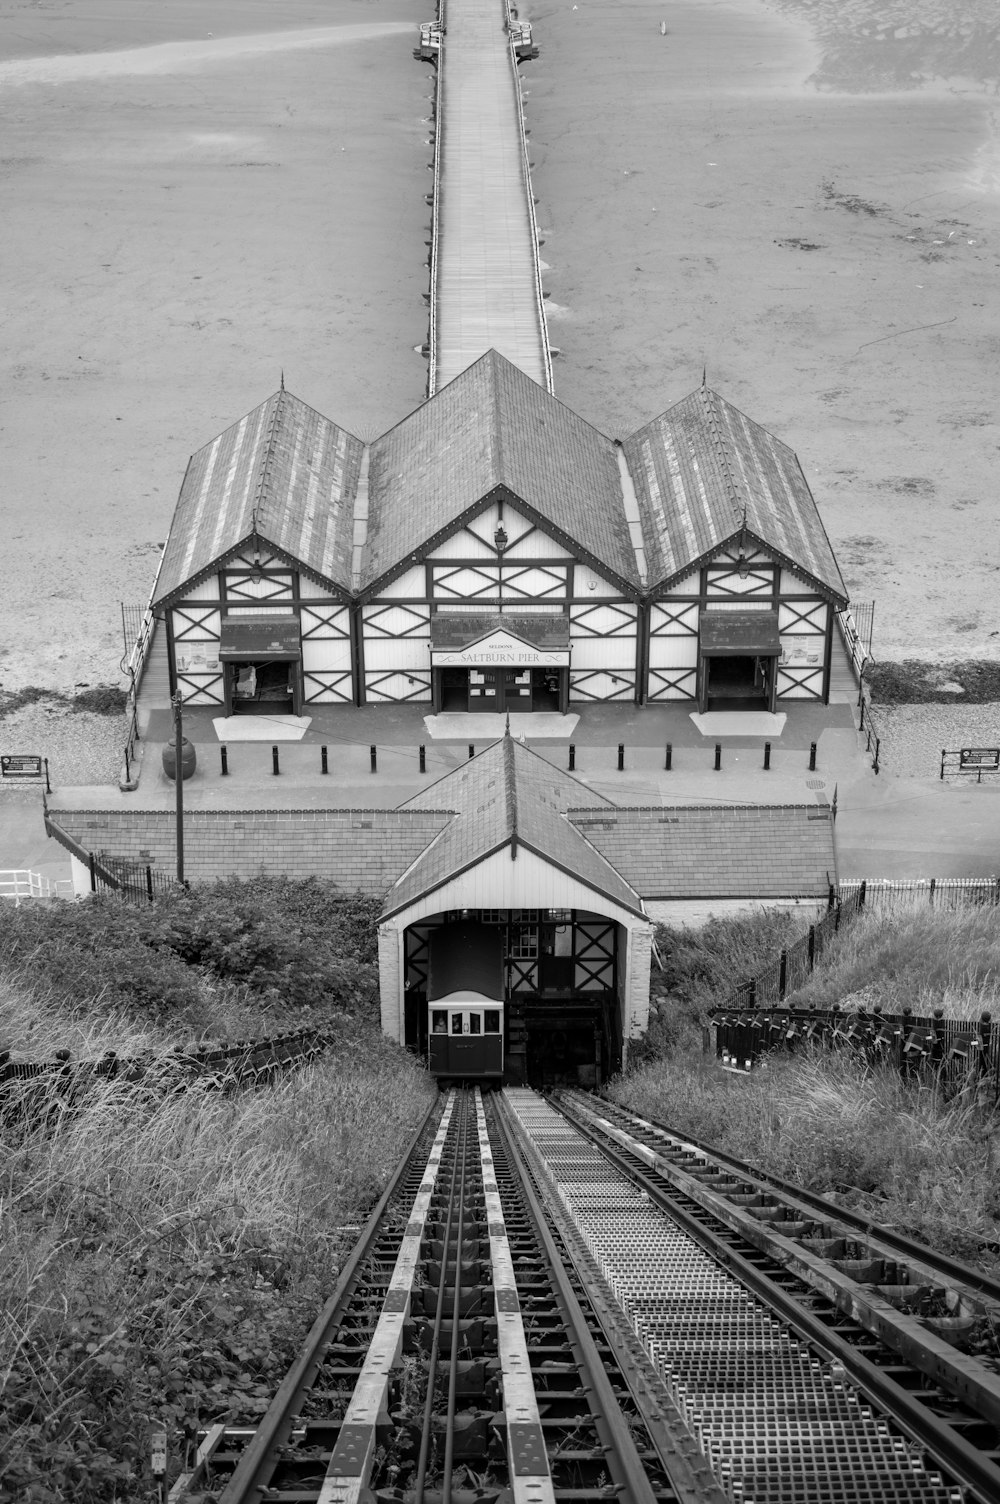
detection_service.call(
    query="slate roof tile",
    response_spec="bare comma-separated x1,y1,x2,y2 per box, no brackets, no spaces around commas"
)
154,391,362,606
624,388,847,600
363,351,637,590
568,804,836,898
388,736,642,917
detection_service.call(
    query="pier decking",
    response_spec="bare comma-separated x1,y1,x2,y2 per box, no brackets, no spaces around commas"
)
429,0,551,393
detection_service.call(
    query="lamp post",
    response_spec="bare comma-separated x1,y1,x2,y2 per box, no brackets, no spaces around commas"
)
172,691,185,887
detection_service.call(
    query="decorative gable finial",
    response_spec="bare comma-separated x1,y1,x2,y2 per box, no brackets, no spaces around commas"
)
701,364,707,388
505,712,511,738
280,369,285,392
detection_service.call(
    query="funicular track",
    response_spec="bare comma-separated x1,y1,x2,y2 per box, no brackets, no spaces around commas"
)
177,1088,700,1504
523,1088,1000,1504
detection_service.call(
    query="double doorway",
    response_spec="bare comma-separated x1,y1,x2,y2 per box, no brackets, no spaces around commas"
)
438,665,565,714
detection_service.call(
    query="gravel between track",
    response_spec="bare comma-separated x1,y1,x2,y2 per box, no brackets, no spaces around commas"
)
0,704,122,790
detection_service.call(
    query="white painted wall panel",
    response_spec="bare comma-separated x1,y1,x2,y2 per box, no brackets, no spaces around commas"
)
660,571,700,597
178,576,220,602
569,637,637,670
362,637,430,671
378,566,427,599
647,635,699,669
573,565,620,596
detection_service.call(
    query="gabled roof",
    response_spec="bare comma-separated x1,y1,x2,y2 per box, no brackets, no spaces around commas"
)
362,350,638,592
384,736,644,919
624,388,847,601
568,804,836,899
153,390,363,606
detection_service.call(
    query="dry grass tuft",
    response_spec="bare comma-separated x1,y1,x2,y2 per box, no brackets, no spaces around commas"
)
0,1029,436,1500
788,902,1000,1018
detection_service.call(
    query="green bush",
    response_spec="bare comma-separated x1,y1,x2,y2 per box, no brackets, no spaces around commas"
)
633,908,800,1065
1,878,383,1035
72,685,128,716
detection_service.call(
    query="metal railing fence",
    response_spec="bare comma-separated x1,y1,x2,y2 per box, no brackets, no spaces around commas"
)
711,1003,999,1099
0,1027,338,1124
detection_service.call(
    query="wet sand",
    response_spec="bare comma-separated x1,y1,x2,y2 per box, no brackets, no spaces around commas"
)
0,0,431,691
527,0,1000,663
1,0,999,692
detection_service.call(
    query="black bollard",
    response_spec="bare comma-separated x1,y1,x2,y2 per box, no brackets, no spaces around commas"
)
468,744,475,760
370,745,377,774
763,741,771,771
809,741,817,772
568,744,576,771
617,743,625,771
220,744,228,776
665,742,672,771
714,743,721,771
419,744,426,773
321,745,328,774
272,745,280,775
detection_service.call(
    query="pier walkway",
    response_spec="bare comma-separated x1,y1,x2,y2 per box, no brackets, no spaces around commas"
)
430,0,551,392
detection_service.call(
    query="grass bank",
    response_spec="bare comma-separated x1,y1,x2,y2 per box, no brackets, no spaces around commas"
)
0,878,437,1500
612,905,1000,1273
1,1032,435,1501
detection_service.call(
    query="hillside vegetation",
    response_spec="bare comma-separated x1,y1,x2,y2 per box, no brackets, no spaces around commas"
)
613,904,1000,1272
0,881,435,1504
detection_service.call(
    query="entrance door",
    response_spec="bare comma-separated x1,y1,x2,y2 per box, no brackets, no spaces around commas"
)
503,668,532,711
468,667,501,712
467,667,533,712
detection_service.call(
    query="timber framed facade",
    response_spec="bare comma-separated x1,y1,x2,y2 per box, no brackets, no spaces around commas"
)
149,352,847,715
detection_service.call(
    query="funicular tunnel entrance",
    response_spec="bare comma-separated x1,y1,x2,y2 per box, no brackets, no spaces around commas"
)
405,909,622,1087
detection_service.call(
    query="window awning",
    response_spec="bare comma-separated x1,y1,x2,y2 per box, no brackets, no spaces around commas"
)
700,610,781,657
218,616,301,661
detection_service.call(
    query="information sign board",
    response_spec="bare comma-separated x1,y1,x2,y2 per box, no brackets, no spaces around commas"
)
959,748,1000,770
1,754,43,778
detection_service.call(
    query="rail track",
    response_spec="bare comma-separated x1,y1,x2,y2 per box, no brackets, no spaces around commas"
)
171,1088,1000,1504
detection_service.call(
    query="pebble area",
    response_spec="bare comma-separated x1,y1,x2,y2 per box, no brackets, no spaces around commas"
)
0,703,123,790
866,703,1000,781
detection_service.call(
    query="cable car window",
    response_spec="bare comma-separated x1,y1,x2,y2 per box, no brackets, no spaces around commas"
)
468,1013,482,1035
451,1013,463,1035
484,1010,500,1034
431,1011,448,1035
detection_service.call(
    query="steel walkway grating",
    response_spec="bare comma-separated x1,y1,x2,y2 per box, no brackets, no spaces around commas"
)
504,1091,959,1504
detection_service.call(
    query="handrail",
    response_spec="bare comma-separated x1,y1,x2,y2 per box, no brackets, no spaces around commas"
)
504,0,552,394
426,0,446,395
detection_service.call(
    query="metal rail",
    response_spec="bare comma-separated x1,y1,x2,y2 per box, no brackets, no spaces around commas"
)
548,1090,1000,1504
175,1089,678,1503
574,1092,1000,1305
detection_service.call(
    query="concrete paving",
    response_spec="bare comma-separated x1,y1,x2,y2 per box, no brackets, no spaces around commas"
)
19,696,999,882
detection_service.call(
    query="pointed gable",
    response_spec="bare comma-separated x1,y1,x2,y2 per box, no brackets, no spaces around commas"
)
384,737,644,919
153,391,363,606
624,387,847,601
362,351,637,592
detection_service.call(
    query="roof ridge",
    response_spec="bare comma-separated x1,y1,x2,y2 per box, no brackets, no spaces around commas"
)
699,387,745,532
492,352,505,485
504,729,518,857
251,390,284,536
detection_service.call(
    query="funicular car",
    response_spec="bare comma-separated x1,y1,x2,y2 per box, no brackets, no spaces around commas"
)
427,920,504,1083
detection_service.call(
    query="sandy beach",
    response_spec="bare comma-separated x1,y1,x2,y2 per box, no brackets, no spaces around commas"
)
527,0,1000,662
1,0,999,694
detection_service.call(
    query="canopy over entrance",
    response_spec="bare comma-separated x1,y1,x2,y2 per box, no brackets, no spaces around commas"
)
700,609,780,657
219,616,301,661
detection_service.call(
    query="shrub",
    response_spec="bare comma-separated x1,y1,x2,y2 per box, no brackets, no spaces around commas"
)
633,908,800,1064
71,685,128,716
